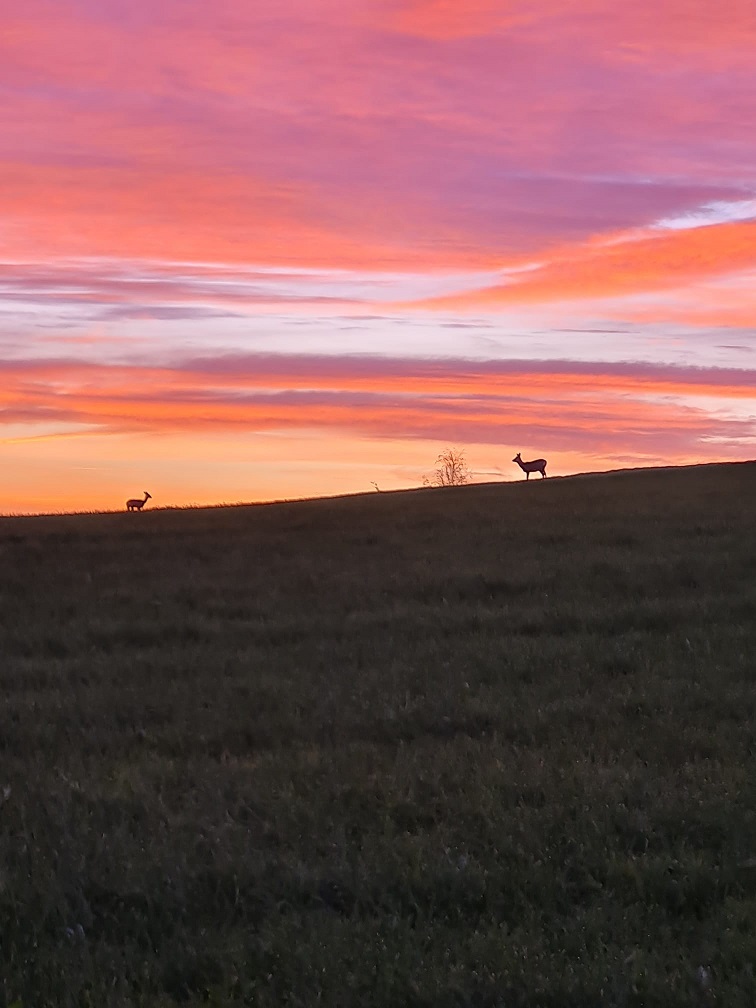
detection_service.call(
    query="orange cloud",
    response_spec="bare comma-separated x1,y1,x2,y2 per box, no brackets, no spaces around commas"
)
419,219,756,309
1,355,753,447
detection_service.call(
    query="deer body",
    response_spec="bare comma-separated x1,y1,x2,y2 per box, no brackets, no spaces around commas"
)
126,491,152,511
512,453,547,480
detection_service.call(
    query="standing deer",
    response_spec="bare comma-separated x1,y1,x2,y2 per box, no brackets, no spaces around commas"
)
512,453,547,480
126,491,152,511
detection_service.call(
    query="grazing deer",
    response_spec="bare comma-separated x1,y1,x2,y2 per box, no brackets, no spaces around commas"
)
126,491,152,511
512,453,547,480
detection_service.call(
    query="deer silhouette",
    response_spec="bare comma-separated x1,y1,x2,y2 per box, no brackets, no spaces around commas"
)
126,491,152,511
512,453,547,480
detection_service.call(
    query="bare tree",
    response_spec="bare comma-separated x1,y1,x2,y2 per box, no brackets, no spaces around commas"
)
423,448,471,487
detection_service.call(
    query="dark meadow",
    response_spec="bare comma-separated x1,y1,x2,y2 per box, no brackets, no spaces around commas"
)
1,462,755,1007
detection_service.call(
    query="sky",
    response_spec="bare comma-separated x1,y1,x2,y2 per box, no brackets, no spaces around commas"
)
1,0,755,513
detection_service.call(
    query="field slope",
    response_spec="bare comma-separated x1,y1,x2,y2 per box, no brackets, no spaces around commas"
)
1,463,755,1007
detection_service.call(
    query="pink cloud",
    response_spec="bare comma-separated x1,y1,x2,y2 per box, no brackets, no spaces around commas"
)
2,0,755,510
2,0,754,268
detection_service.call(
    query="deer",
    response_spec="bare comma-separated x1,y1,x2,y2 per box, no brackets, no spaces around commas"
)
512,453,547,480
126,491,152,511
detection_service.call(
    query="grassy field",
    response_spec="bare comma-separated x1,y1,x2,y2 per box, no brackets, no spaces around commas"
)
1,462,755,1007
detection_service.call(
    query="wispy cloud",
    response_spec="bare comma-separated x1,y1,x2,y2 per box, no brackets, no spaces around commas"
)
654,199,756,231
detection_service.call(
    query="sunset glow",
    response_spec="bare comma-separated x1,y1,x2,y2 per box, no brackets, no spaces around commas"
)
2,0,754,512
